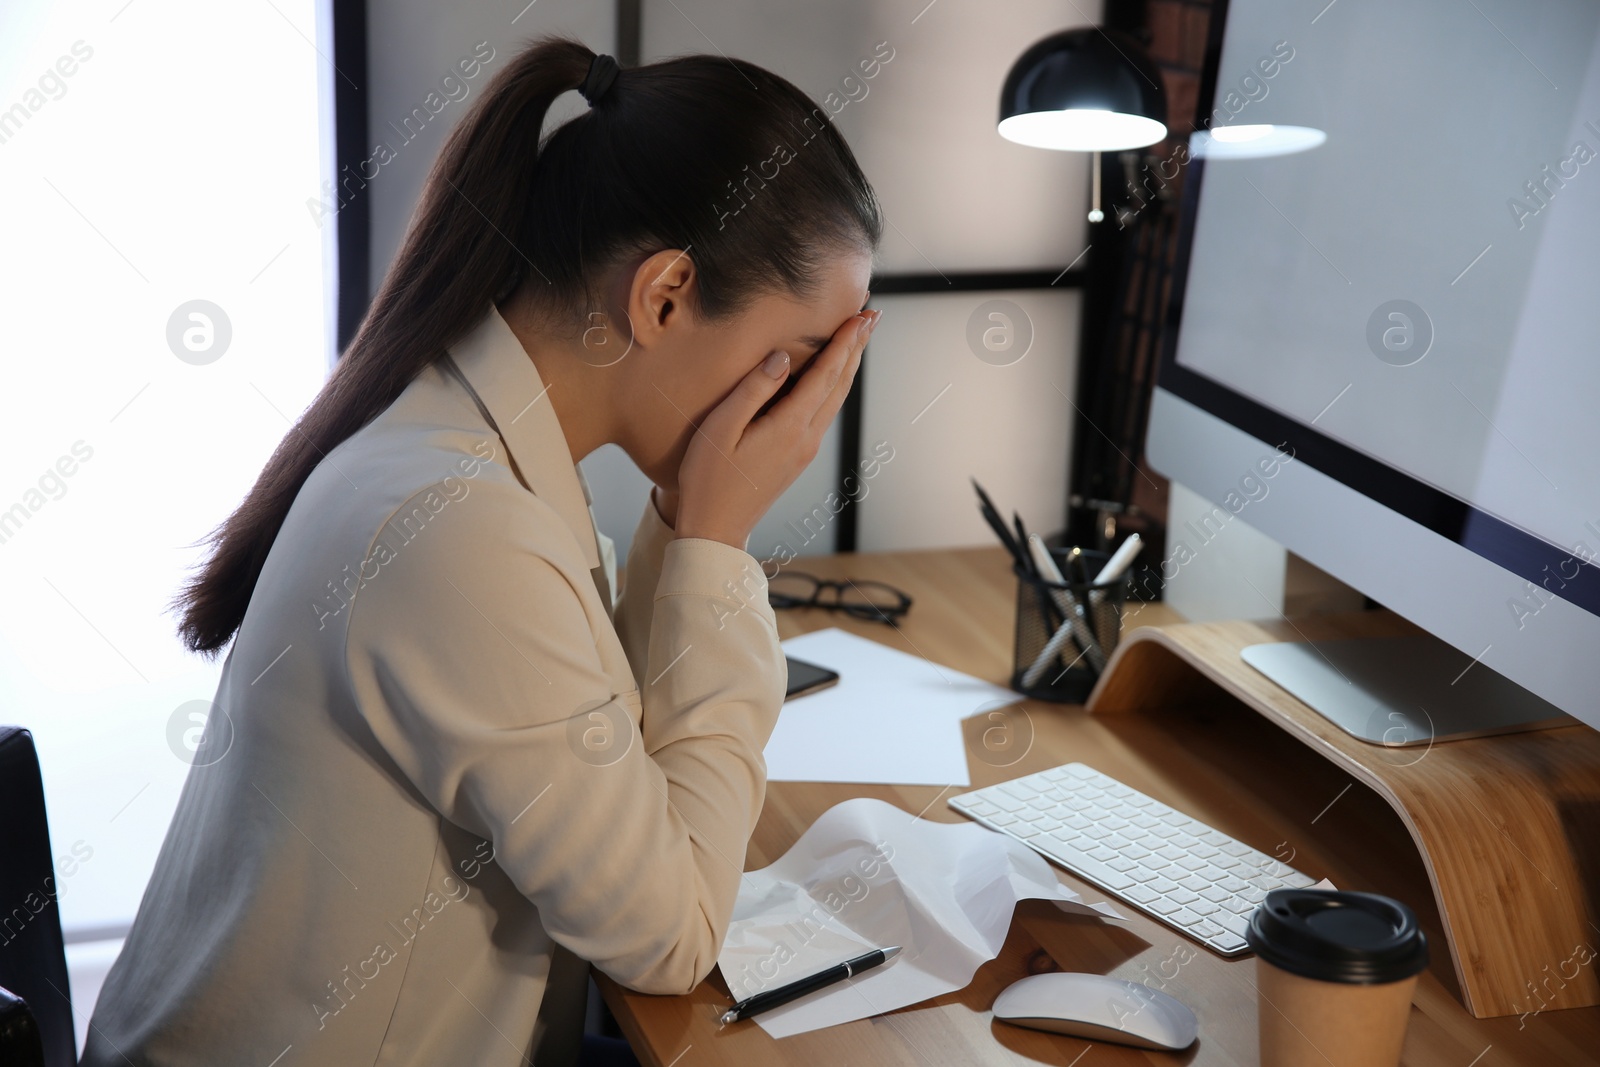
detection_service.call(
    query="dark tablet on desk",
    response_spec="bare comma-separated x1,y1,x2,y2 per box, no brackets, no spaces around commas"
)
784,656,839,701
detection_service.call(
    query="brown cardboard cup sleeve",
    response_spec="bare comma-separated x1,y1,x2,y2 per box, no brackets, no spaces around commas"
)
1246,888,1430,1067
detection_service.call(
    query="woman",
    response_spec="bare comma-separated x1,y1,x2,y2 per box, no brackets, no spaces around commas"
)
82,35,882,1066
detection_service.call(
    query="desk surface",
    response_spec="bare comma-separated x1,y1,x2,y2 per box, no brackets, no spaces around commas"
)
597,545,1600,1066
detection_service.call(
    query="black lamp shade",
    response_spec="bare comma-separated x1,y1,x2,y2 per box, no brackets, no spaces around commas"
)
999,27,1168,151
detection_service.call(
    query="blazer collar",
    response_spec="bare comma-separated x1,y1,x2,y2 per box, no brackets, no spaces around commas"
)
445,301,602,571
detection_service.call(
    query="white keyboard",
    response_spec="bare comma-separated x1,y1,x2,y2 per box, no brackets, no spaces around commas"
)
950,762,1317,956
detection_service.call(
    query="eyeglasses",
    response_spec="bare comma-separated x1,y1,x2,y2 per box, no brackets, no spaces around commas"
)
767,571,913,626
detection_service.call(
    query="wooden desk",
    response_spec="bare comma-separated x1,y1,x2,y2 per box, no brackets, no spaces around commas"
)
598,546,1600,1066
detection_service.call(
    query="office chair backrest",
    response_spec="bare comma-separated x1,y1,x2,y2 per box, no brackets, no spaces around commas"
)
0,726,77,1067
0,984,46,1067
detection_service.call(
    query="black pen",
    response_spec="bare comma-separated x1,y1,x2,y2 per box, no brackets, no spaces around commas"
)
971,480,1028,574
1012,512,1032,566
719,946,902,1025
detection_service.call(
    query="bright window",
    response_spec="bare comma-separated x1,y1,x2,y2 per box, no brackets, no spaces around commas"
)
0,0,333,953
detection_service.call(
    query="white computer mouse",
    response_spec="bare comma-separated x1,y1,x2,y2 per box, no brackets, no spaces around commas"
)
991,971,1198,1051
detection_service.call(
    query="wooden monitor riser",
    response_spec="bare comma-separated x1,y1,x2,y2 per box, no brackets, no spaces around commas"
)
1085,610,1600,1019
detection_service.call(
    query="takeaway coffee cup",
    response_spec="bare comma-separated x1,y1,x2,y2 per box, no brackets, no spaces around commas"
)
1246,888,1430,1067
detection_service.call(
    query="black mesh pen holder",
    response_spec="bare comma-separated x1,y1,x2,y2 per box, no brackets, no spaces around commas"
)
1010,547,1129,704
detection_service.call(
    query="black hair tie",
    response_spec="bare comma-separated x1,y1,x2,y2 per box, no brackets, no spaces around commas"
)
579,53,620,106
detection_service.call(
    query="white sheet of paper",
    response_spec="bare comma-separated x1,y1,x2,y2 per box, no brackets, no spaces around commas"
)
716,797,1126,1038
769,628,1022,786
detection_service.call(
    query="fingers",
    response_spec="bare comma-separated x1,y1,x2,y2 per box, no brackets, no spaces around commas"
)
778,309,879,424
700,307,879,447
811,308,877,426
701,348,791,436
810,324,866,430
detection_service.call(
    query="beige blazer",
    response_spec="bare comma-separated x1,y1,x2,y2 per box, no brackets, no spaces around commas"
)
82,303,786,1066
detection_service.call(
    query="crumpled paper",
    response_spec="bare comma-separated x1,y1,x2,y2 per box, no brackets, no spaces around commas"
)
716,797,1126,1037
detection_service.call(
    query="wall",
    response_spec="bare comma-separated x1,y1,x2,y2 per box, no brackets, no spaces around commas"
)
637,0,1104,560
366,0,1104,562
365,0,615,285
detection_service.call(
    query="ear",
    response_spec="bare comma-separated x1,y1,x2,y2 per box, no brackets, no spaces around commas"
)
627,249,698,348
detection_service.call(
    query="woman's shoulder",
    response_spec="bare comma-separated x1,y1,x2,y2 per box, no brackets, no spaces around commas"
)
292,423,572,572
260,426,585,649
256,361,589,629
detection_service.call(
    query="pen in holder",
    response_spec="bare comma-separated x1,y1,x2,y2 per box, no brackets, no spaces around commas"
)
1011,546,1129,703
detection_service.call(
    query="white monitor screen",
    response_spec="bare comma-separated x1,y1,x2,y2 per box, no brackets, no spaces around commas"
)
1171,0,1600,569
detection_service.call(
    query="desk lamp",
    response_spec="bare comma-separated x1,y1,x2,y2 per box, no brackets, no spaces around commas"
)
996,25,1171,565
998,26,1168,221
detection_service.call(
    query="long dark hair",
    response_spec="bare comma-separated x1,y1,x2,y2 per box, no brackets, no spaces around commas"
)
175,34,883,654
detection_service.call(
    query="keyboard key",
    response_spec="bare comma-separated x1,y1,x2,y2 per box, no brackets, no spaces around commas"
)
1093,869,1136,891
1216,912,1251,936
1070,859,1134,891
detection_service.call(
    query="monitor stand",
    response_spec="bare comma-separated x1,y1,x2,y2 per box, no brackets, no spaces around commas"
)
1239,634,1575,745
1084,609,1600,1019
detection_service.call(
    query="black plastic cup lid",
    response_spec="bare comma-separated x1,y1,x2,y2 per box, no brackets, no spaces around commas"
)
1246,888,1430,984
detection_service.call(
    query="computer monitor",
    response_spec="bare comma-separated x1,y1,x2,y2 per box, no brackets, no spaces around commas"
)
1146,0,1600,738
